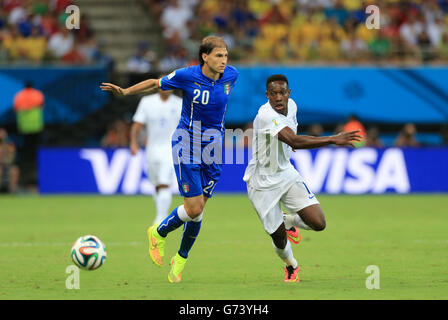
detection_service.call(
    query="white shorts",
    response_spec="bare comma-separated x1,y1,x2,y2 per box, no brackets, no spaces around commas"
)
147,159,174,186
247,180,320,234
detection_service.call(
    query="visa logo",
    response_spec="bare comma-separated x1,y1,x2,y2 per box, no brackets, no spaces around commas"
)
291,148,410,194
80,149,179,195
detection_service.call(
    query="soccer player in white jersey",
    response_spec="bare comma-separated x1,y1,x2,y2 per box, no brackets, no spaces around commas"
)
243,74,361,282
130,90,182,225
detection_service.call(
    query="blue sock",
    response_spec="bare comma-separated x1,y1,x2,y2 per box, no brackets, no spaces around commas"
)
157,207,185,237
178,220,202,258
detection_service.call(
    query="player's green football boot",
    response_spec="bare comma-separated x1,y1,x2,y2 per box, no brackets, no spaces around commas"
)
168,253,187,283
147,225,165,267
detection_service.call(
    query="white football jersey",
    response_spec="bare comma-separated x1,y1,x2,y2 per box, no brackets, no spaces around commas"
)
243,98,301,190
133,93,182,162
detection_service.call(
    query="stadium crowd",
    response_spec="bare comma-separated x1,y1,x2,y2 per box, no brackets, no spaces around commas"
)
0,0,112,66
147,0,448,65
1,0,448,193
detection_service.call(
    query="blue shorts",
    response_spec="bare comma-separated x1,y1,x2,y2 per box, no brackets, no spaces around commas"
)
173,162,222,198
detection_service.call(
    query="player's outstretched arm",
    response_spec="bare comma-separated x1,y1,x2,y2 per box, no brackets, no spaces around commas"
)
277,127,362,149
100,78,161,96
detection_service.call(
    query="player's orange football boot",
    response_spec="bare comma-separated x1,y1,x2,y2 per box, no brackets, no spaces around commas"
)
147,225,165,267
284,265,300,283
286,226,301,245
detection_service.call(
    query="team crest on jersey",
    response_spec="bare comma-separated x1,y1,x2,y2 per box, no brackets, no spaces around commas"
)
182,183,190,193
272,118,280,126
167,71,176,80
224,83,231,95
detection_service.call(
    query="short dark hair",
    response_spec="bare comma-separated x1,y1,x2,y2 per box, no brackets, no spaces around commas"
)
198,36,227,66
266,74,289,89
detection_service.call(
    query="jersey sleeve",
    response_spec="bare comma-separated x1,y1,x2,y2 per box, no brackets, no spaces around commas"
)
288,98,299,131
132,97,148,124
258,107,288,138
228,65,239,85
159,67,188,90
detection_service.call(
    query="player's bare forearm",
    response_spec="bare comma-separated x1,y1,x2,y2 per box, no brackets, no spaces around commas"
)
278,127,362,149
100,79,160,96
291,135,334,149
129,122,143,155
130,122,142,143
124,79,160,96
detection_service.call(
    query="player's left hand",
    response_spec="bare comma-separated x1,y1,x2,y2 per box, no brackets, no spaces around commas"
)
332,130,363,148
100,83,127,96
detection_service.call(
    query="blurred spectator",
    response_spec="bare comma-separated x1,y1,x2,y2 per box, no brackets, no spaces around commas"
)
427,16,446,47
127,42,155,73
0,0,97,65
399,12,424,49
343,114,366,147
158,46,188,73
3,0,23,13
307,124,324,137
394,123,420,147
75,14,95,43
2,25,26,61
52,0,73,13
127,42,157,85
259,3,288,25
417,30,436,62
368,30,392,60
61,39,87,64
340,31,367,61
47,26,74,59
439,32,448,59
90,39,115,72
0,128,20,193
101,119,130,148
8,2,27,25
13,81,45,186
22,25,47,62
324,0,349,26
160,0,193,40
146,0,448,65
40,10,59,37
366,126,384,148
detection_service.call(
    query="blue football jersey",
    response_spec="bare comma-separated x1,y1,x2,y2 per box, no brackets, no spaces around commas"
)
159,65,239,136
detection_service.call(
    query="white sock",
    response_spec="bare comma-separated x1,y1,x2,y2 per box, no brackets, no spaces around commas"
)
153,188,172,225
284,214,312,230
272,241,298,268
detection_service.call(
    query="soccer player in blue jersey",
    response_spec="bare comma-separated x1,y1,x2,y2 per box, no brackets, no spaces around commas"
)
100,36,238,283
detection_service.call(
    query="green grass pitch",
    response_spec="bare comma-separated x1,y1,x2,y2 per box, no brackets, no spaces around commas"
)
1,194,447,300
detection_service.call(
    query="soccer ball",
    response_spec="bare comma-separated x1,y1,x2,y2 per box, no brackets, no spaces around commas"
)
71,235,107,271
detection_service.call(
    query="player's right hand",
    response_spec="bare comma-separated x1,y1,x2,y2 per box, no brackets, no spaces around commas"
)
100,83,127,96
